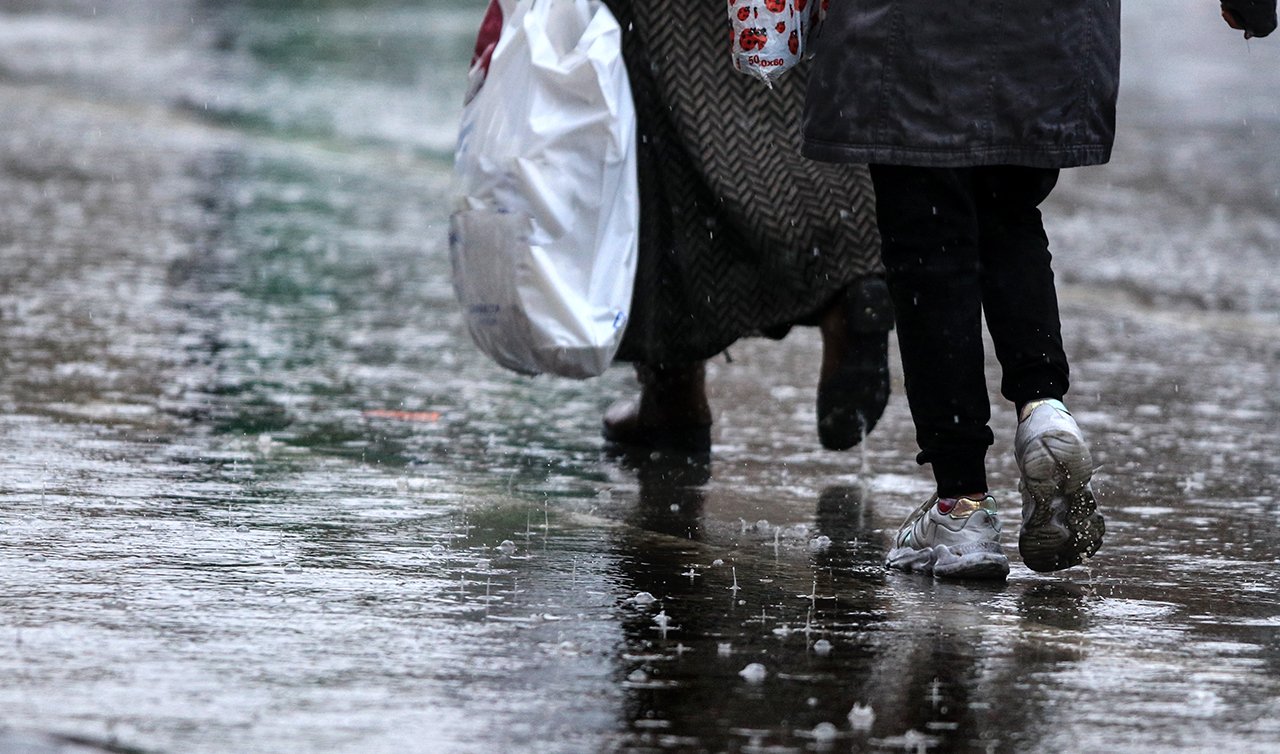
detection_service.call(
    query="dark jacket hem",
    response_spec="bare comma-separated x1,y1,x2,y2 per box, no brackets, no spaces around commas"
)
800,140,1112,169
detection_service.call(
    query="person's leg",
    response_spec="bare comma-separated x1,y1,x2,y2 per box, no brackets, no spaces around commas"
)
602,361,712,453
972,166,1069,410
971,165,1104,571
817,274,894,451
868,164,992,498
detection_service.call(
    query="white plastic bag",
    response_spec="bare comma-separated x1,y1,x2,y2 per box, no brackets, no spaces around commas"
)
450,0,638,378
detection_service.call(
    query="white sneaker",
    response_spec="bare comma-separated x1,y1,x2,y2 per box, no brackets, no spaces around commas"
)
886,495,1010,580
1015,399,1105,572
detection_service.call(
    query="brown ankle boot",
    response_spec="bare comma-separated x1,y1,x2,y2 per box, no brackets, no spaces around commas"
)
603,361,712,452
817,276,893,450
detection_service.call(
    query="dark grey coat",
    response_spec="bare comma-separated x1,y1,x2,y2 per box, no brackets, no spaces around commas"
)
801,0,1122,169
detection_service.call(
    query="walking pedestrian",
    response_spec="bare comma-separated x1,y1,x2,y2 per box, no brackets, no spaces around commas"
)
469,0,893,455
801,0,1276,578
594,0,893,455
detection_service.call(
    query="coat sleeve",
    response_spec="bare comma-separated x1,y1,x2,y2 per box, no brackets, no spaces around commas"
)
1222,0,1277,37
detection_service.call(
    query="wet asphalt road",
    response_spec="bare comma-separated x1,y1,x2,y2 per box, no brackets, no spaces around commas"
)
1,1,1279,752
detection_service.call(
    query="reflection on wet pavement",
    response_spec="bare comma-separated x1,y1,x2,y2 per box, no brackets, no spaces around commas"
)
1,1,1279,752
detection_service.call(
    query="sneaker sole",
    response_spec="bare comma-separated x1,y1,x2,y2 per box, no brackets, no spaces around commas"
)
886,544,1010,581
1018,431,1106,572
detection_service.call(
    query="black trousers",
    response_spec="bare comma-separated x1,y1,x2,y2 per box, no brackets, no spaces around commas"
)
869,165,1070,497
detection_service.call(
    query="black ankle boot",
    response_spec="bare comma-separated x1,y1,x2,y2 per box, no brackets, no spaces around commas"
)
817,276,893,450
603,362,712,453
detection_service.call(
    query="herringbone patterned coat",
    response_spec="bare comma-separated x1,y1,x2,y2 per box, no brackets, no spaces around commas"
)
606,0,882,365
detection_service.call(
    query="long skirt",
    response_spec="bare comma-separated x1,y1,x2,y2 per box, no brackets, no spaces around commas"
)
605,0,882,365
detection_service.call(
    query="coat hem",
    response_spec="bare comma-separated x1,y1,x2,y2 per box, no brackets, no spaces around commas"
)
800,140,1112,169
